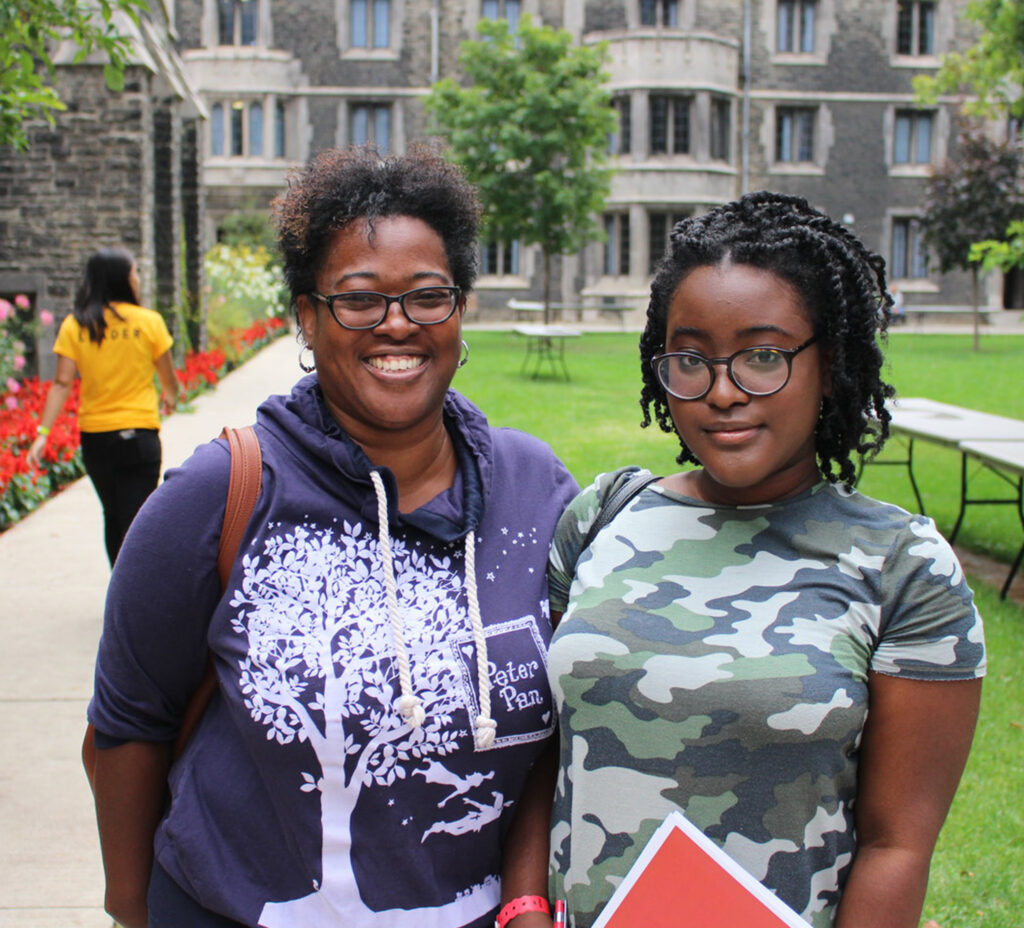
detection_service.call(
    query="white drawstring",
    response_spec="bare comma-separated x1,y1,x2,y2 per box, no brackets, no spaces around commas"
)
368,470,496,748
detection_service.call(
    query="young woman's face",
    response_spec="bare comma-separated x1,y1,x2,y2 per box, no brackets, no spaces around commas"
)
296,215,465,444
662,262,828,506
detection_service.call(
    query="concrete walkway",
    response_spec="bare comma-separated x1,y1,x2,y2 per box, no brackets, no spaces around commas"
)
0,334,301,928
1,318,1021,928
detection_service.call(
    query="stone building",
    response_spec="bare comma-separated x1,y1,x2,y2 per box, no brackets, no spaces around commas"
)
173,0,1008,322
0,5,205,378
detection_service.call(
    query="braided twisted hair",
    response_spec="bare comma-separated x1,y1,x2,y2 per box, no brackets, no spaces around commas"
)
640,191,895,486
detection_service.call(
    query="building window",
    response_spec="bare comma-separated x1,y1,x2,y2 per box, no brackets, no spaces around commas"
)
891,218,928,278
604,214,630,276
893,110,933,164
218,0,258,45
896,0,934,55
211,103,225,156
351,0,390,48
777,0,816,53
350,103,391,152
648,210,689,274
776,106,815,162
481,239,520,275
248,101,263,157
230,102,244,155
275,101,287,158
650,95,691,155
610,96,631,155
210,99,277,158
710,97,731,161
640,0,679,26
482,0,521,29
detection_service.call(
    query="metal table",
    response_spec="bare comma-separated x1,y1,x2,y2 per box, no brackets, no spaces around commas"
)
957,440,1024,598
513,325,582,381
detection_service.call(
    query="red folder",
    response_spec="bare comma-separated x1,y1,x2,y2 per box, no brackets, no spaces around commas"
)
591,811,808,928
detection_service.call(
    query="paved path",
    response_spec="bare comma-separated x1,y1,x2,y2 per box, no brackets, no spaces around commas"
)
1,318,1021,927
0,334,301,928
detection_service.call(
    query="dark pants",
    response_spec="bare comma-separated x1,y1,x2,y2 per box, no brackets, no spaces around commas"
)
79,428,161,566
148,862,247,927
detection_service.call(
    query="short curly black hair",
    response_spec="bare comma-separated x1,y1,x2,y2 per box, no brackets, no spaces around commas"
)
640,190,895,486
272,143,480,309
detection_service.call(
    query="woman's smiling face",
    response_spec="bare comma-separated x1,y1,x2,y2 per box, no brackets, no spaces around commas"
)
663,262,828,506
296,215,464,444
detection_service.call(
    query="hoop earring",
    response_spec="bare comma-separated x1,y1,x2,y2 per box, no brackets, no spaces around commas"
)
457,339,470,369
299,345,316,373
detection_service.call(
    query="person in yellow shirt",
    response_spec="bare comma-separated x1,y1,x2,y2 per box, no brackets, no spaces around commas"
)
28,248,179,565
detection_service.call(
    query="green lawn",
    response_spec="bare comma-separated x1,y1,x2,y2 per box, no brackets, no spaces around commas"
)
456,328,1024,928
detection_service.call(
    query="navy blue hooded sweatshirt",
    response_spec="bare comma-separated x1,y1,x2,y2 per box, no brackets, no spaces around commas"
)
89,375,578,927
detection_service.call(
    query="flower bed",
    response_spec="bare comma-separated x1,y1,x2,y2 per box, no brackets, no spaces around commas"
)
0,315,288,532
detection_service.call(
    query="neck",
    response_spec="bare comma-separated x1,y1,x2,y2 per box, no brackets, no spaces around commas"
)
348,416,457,514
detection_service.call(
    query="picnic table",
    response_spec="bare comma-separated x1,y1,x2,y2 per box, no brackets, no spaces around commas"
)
865,397,1024,598
513,324,581,380
507,299,633,328
956,440,1024,598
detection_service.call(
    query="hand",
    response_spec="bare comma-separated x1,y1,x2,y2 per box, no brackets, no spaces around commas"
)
159,389,178,417
27,434,47,469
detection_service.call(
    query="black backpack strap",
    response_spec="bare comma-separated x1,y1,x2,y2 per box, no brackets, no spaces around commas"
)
577,469,660,561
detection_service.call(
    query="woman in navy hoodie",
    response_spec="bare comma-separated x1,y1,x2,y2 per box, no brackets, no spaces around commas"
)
87,145,578,928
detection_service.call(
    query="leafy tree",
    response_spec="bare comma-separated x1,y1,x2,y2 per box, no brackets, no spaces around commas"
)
426,16,616,324
0,0,148,152
971,219,1024,272
920,130,1024,349
914,0,1024,124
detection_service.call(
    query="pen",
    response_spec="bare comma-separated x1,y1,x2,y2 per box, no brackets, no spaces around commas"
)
553,899,567,926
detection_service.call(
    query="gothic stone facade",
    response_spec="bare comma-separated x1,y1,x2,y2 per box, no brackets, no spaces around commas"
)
177,0,992,320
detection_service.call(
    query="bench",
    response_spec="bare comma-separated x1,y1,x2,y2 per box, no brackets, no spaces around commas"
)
896,305,996,326
507,298,633,328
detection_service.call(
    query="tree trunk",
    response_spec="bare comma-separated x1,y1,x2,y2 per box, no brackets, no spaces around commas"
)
971,265,980,352
542,250,552,326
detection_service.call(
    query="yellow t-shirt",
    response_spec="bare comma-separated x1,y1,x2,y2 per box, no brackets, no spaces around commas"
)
54,303,174,432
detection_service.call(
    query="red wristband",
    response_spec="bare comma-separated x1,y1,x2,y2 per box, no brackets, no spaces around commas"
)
495,894,551,928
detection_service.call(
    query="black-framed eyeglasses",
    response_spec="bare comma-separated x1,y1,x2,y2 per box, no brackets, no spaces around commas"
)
309,286,461,330
652,337,818,400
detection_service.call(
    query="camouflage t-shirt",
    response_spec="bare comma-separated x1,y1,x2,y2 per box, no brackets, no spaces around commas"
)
546,470,985,928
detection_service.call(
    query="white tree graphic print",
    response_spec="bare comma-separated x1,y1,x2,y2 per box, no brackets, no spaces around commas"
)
230,521,499,928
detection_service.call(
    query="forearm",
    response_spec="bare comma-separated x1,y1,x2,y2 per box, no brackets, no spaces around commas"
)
500,739,557,927
835,844,930,928
154,350,179,414
39,380,73,431
93,739,172,928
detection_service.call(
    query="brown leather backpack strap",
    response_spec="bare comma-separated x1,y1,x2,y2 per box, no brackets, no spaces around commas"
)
217,425,263,588
171,425,262,760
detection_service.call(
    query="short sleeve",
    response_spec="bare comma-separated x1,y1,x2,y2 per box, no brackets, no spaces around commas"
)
52,314,79,362
547,467,645,615
88,439,231,742
872,516,986,680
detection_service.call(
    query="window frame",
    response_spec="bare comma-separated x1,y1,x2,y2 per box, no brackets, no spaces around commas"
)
892,109,934,166
209,96,289,160
776,0,817,54
639,0,680,27
480,238,521,277
710,96,731,162
610,95,631,156
348,102,393,153
648,210,690,275
890,216,929,280
603,213,631,277
649,93,692,156
217,0,260,46
896,0,935,57
775,105,816,164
